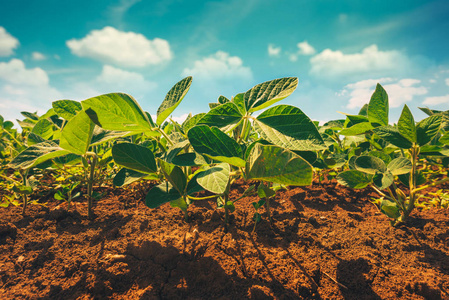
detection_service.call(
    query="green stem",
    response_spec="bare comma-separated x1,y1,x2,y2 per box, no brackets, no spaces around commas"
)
412,177,449,193
399,145,419,224
265,197,272,224
187,194,218,201
156,127,174,146
2,128,22,146
21,170,29,216
0,173,20,184
237,116,249,143
85,152,98,219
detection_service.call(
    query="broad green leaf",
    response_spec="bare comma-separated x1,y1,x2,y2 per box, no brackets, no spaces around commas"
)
186,172,206,195
112,143,157,174
339,122,374,136
246,144,312,186
358,104,368,116
170,198,188,211
232,93,246,115
156,76,192,125
440,132,449,146
82,93,152,132
416,115,442,146
373,126,413,149
27,132,47,145
21,111,39,121
9,141,71,169
218,95,230,104
368,83,389,126
60,111,95,155
90,127,131,147
146,182,181,208
336,170,372,189
39,108,57,121
13,185,33,195
159,159,187,194
171,152,207,166
196,163,230,194
398,171,426,187
373,171,394,190
244,77,298,113
113,168,150,186
380,200,401,219
198,102,243,129
387,157,412,176
398,105,416,143
182,113,206,133
368,151,391,165
52,100,82,120
188,125,245,167
31,119,54,140
255,105,326,151
343,114,369,126
355,155,387,174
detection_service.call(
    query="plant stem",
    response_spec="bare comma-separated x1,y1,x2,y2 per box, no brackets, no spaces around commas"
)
237,115,249,143
411,177,449,193
2,128,22,146
21,170,29,216
156,127,174,146
265,197,272,224
85,152,98,219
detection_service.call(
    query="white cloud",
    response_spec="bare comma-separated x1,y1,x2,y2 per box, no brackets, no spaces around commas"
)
341,78,428,109
0,27,19,57
0,59,49,86
32,52,46,61
423,95,449,106
310,45,409,79
289,54,298,62
445,78,449,86
182,51,252,81
0,59,61,121
268,44,281,57
96,65,157,96
66,26,172,67
297,41,316,55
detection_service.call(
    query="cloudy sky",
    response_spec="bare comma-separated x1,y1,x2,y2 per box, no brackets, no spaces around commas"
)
1,0,449,125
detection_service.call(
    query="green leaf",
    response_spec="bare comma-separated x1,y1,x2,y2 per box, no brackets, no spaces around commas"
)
397,105,416,143
232,93,246,115
145,182,181,208
373,126,413,149
156,76,192,125
52,100,82,120
440,132,449,146
21,111,39,121
336,170,372,189
9,141,71,169
59,110,95,155
182,113,206,133
188,125,245,167
82,93,152,132
254,105,326,151
90,127,131,147
339,122,374,136
196,163,230,194
198,102,243,130
27,132,47,145
368,83,389,126
373,171,394,190
380,199,401,219
170,198,188,211
257,183,276,198
368,151,391,165
13,185,33,195
31,119,54,140
171,152,207,166
246,144,312,186
416,115,442,146
159,159,187,194
387,157,412,176
355,155,387,174
113,168,150,186
244,77,298,113
112,143,157,173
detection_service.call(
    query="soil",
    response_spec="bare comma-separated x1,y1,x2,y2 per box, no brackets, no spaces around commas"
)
0,179,448,300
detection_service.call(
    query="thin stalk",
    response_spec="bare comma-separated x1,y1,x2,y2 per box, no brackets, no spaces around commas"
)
237,116,249,143
85,152,98,219
0,173,20,184
156,127,174,146
187,194,218,201
265,197,272,224
21,170,29,216
412,177,449,193
405,145,418,218
183,196,189,222
2,128,22,146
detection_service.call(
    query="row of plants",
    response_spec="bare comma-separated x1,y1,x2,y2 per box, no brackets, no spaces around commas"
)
1,76,449,229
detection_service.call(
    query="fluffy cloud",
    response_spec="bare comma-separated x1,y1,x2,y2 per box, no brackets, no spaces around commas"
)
297,41,316,55
341,78,428,109
96,64,157,96
182,51,252,81
423,95,449,106
445,78,449,86
0,59,61,121
310,45,409,79
66,26,172,67
31,52,46,61
268,44,281,57
0,27,19,57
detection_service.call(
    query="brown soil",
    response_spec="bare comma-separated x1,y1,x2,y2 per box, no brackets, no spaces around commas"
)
0,179,448,299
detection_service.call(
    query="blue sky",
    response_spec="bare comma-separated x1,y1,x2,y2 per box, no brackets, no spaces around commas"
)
1,0,449,125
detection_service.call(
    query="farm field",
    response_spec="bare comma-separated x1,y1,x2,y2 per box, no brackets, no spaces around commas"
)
1,178,448,300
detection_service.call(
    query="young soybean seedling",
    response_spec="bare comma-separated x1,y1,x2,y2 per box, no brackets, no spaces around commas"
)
252,198,266,233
